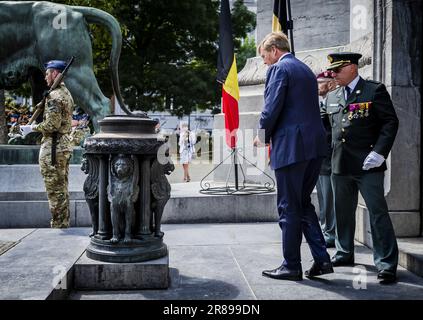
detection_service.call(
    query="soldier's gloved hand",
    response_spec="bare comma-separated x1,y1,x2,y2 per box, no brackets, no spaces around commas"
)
362,151,385,170
19,124,34,137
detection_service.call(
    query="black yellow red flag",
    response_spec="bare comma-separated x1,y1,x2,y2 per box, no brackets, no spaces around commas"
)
217,0,239,149
272,0,288,33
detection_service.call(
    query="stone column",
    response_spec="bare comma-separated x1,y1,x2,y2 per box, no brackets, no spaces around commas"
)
380,0,422,236
354,0,422,244
256,0,273,46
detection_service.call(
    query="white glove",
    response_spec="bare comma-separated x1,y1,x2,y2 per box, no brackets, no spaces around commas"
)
19,124,34,137
362,151,385,170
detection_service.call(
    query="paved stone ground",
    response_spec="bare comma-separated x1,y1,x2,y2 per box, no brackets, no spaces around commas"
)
167,158,214,184
70,224,423,300
0,241,17,256
1,223,422,300
0,228,90,299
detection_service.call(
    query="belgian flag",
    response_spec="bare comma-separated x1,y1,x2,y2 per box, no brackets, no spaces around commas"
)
272,0,288,33
217,0,239,149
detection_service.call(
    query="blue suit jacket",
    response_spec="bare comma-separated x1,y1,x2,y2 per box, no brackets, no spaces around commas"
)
259,53,327,170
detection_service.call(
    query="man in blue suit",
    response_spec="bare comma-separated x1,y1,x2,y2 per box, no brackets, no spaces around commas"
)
254,32,333,280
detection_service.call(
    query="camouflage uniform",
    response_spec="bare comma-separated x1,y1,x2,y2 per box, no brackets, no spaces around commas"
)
33,83,74,228
70,125,91,146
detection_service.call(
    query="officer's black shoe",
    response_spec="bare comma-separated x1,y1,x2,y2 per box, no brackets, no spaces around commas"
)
330,257,355,267
377,270,397,284
325,241,336,248
262,266,303,281
305,261,334,278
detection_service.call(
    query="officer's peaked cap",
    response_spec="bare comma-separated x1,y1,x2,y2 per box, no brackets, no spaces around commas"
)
44,60,67,71
326,52,362,70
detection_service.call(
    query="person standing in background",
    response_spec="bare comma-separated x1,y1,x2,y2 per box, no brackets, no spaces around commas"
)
178,122,196,182
316,71,337,248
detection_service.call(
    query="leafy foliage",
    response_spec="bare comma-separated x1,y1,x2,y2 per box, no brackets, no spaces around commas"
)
236,36,257,72
53,0,256,117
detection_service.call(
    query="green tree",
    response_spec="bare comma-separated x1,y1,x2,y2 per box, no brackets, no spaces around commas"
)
53,0,255,117
0,90,7,144
236,36,257,72
9,82,32,100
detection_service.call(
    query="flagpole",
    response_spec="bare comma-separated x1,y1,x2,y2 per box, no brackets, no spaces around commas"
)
286,0,295,56
233,148,239,190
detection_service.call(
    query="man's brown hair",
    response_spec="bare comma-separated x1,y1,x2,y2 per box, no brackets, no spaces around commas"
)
258,32,290,54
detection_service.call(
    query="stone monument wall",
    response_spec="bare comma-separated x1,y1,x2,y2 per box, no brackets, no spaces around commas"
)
257,0,350,49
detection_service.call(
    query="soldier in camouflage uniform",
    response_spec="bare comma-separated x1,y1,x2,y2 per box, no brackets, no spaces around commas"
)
21,60,74,228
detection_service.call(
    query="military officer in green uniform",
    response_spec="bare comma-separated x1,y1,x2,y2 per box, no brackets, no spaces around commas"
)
324,52,399,284
316,71,337,248
20,60,74,228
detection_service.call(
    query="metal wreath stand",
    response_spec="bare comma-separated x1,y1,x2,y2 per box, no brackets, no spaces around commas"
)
200,146,275,196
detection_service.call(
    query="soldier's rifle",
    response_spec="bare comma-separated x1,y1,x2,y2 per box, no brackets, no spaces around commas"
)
28,56,75,125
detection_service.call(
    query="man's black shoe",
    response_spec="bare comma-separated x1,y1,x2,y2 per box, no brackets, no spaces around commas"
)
305,261,334,278
331,257,355,267
377,270,397,284
325,241,335,248
262,266,303,281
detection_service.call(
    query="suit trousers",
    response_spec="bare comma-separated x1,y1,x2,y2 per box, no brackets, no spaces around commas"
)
316,175,336,245
275,157,330,271
331,172,398,272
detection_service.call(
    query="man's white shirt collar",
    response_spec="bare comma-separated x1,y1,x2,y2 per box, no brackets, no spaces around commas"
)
345,75,360,99
278,52,291,62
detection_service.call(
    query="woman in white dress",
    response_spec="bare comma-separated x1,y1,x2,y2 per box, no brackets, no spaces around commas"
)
178,123,196,182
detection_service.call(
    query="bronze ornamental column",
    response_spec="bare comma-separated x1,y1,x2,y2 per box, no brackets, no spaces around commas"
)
82,115,174,263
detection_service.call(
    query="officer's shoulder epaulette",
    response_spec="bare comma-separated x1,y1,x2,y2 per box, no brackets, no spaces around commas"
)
365,79,382,85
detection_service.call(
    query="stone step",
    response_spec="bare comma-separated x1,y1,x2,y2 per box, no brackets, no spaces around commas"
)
0,228,90,300
0,145,85,165
0,182,281,228
397,237,423,277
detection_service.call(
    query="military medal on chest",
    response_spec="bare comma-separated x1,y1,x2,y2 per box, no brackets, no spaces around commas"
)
348,101,372,120
364,102,371,117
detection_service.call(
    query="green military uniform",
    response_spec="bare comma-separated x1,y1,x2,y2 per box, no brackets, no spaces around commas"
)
317,97,336,247
33,83,74,228
326,62,399,274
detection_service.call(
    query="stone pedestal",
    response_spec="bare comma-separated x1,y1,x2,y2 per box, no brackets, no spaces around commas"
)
74,252,169,290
